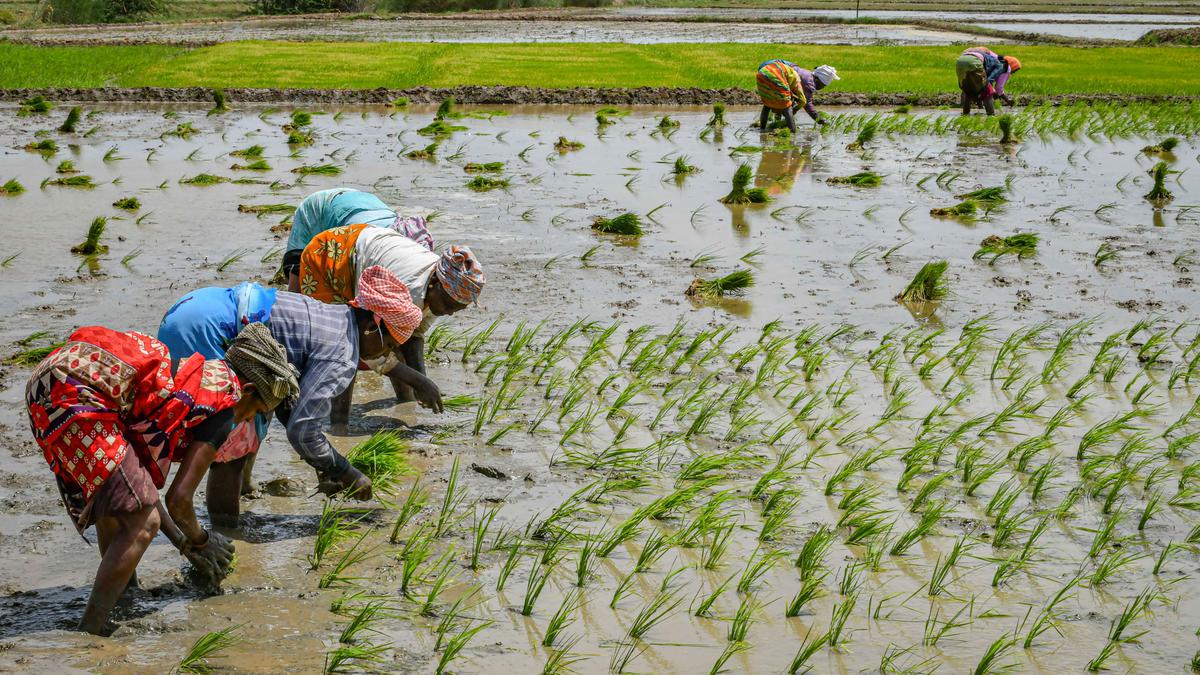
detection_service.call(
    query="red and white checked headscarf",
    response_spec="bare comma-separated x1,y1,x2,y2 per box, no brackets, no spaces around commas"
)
350,265,423,343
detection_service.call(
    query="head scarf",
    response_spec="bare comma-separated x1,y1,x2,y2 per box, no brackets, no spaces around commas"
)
224,322,300,410
435,245,485,305
393,215,435,252
1003,56,1022,73
351,265,424,343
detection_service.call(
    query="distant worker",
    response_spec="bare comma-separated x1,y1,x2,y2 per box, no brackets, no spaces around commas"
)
756,60,840,134
957,47,1021,116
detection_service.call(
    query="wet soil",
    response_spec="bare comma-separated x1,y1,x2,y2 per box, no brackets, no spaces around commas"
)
0,102,1197,673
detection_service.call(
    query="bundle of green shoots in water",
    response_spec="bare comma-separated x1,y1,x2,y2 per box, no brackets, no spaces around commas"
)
896,260,949,303
998,114,1018,144
406,143,438,160
554,137,585,152
0,179,23,196
466,176,509,192
707,103,727,128
346,430,412,496
827,172,882,187
71,216,108,255
719,164,770,204
955,186,1006,205
1142,137,1178,154
686,269,755,298
592,213,644,236
846,121,878,151
463,162,504,174
59,106,81,133
930,200,978,218
1144,161,1174,203
974,233,1038,263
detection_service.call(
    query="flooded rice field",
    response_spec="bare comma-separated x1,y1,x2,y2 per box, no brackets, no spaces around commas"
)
0,16,992,46
0,101,1198,673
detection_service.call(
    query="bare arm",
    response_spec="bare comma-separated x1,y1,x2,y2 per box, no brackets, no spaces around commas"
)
384,360,443,413
164,440,218,547
400,335,426,375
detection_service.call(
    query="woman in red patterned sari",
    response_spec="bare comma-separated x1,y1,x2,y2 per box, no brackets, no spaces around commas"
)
25,323,298,634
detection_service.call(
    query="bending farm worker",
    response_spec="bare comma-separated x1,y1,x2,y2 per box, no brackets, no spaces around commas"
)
299,223,485,420
158,275,423,523
26,324,297,634
956,47,1020,116
756,60,839,134
280,187,435,291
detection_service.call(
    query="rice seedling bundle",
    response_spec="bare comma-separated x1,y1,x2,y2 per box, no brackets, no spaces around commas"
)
238,203,295,217
231,159,272,171
0,179,23,196
406,142,439,160
707,103,727,128
292,164,343,176
955,186,1006,205
591,213,643,236
463,162,505,173
209,88,230,115
719,164,770,204
163,122,198,139
56,160,79,174
43,175,95,189
671,156,699,176
1144,161,1174,203
71,217,108,256
287,130,315,146
896,260,949,303
112,197,140,211
466,176,509,192
25,139,57,154
554,137,585,152
230,145,264,158
17,96,52,117
346,430,411,495
686,269,755,298
974,233,1037,263
180,174,230,186
435,98,457,121
58,106,81,133
418,120,466,138
658,115,680,129
1142,137,1179,154
930,200,978,217
998,114,1019,144
827,172,882,187
846,121,878,151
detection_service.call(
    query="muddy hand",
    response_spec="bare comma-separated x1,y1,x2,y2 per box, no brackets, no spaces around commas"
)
317,466,373,501
412,374,444,413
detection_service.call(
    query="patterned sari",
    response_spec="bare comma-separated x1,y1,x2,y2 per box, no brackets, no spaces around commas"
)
26,327,242,503
756,59,807,112
299,223,371,304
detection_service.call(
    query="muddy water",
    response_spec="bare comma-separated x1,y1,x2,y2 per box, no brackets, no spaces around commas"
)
0,103,1197,673
0,17,990,45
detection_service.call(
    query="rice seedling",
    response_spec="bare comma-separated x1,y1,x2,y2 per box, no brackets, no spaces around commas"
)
827,172,882,187
707,103,727,128
177,624,241,673
973,632,1017,674
209,88,229,115
70,216,108,256
930,200,978,218
230,144,263,158
323,643,389,673
57,106,82,133
25,139,57,155
671,155,699,176
846,121,878,151
463,161,504,174
719,164,770,204
292,164,342,176
308,500,365,570
466,176,509,192
896,261,949,303
658,115,680,129
435,619,492,675
542,589,581,647
434,456,466,537
0,179,23,196
180,173,229,186
686,269,755,298
998,114,1019,144
788,628,828,674
17,95,52,116
1142,137,1179,154
580,215,644,245
162,122,198,140
1145,161,1174,203
231,159,271,171
1108,585,1159,643
287,130,315,145
237,203,294,217
710,640,751,675
554,137,584,152
112,197,140,211
737,547,783,593
346,431,410,496
627,589,684,640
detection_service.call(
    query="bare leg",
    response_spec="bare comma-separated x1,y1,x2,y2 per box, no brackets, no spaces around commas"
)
759,106,770,130
782,107,797,134
205,456,249,528
96,519,139,595
79,506,159,635
982,96,996,116
960,90,972,115
331,374,354,427
240,452,257,495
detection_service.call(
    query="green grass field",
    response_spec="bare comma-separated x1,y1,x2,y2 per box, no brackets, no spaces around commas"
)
3,42,1200,95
